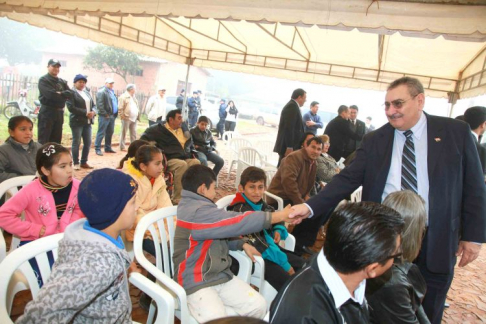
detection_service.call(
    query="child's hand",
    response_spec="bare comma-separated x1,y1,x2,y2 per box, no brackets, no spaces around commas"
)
272,204,293,224
287,267,295,275
39,226,46,238
242,243,261,262
273,231,281,244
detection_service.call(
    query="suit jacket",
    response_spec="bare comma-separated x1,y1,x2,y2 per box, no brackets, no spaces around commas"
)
273,100,304,156
476,142,486,175
66,88,96,126
324,116,363,161
345,119,366,153
307,113,486,274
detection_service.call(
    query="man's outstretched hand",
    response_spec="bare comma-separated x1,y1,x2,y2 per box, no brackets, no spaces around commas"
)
289,204,312,225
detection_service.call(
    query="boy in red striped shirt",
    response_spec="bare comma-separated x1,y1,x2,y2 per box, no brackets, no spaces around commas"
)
173,165,293,323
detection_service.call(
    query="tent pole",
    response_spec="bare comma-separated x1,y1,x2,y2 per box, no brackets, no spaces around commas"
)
182,56,195,120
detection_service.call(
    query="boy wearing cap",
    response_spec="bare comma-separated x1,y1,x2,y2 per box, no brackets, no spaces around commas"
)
37,59,71,144
146,86,167,126
17,169,138,324
66,74,96,170
94,78,118,156
118,84,140,151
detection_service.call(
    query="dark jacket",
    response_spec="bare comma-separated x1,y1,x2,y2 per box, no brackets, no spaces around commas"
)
0,138,42,183
66,88,96,126
140,122,195,160
176,95,184,109
475,141,486,175
366,262,430,324
219,103,227,120
307,113,486,274
274,100,304,156
96,86,116,117
270,255,369,324
187,97,198,113
190,127,216,154
38,73,70,109
267,148,317,205
345,118,366,154
324,115,363,161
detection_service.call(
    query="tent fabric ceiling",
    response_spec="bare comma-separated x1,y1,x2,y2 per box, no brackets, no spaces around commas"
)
1,0,485,98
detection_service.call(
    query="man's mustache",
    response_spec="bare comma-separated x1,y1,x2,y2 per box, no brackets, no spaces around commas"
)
387,113,404,120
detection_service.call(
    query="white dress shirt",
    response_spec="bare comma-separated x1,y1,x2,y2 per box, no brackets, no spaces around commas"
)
382,112,430,224
317,250,366,322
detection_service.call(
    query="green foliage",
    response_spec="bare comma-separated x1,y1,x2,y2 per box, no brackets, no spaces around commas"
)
84,45,141,83
0,18,48,65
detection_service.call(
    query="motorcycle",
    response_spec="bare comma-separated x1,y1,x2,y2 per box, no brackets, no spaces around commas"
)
3,89,40,120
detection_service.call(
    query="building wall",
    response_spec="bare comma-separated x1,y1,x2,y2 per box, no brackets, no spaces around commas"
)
156,62,210,97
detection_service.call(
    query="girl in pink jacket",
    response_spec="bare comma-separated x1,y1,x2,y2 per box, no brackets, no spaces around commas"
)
0,142,84,285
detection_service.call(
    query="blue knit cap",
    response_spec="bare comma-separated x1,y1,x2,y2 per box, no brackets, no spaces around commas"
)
78,168,138,230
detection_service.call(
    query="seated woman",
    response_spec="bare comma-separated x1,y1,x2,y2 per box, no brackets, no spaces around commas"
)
366,190,430,324
0,116,42,183
316,134,340,186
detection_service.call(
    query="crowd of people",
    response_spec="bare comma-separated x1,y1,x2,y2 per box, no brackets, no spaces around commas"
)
0,59,485,324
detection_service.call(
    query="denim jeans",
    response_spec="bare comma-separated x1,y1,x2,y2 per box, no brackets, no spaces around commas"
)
196,151,224,176
217,119,225,138
70,123,92,165
94,115,115,151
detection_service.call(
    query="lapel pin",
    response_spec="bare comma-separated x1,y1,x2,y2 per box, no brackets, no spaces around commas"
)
435,137,441,142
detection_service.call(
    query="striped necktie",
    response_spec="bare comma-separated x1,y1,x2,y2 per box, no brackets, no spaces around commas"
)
401,130,418,193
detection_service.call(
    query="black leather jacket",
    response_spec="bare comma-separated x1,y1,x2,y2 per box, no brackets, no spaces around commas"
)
366,262,430,324
141,122,196,160
190,127,216,154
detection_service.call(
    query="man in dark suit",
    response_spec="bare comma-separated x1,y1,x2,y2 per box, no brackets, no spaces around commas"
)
343,105,366,158
324,105,363,161
290,77,486,324
464,106,486,175
273,89,306,166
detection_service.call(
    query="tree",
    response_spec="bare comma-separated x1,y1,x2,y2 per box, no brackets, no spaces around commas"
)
84,45,141,83
0,18,48,65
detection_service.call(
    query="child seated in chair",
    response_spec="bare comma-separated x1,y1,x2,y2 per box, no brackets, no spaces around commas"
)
17,169,138,323
227,166,305,291
173,164,294,323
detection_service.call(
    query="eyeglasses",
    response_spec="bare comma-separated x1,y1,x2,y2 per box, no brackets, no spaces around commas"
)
383,94,418,110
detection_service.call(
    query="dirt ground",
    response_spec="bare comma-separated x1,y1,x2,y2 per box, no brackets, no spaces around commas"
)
7,123,486,323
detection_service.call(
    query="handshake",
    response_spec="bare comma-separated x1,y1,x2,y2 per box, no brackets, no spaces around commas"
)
270,204,312,225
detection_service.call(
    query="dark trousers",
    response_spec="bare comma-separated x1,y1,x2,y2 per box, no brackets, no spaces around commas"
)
217,119,225,138
196,151,225,176
414,232,455,324
94,115,116,151
149,117,162,126
19,240,55,287
225,121,236,132
37,107,64,144
188,112,198,128
70,123,92,165
292,206,334,249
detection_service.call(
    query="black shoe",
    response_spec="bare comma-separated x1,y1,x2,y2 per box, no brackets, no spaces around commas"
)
95,150,103,156
295,245,317,256
105,149,117,153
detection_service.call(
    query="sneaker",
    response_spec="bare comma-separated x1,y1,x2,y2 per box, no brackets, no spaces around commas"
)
95,150,103,156
74,164,80,170
80,163,94,169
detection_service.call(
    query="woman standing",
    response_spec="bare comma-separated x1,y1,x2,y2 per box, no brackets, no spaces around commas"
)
225,100,238,132
66,74,96,170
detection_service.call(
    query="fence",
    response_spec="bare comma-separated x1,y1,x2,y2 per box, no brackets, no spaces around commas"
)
0,73,152,113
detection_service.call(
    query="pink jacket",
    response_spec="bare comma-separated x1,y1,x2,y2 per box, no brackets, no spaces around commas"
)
0,178,84,241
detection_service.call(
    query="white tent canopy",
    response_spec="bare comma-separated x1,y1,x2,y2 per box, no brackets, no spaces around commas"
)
1,0,485,99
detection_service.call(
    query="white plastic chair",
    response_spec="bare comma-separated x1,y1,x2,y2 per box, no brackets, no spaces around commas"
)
133,206,253,324
0,233,174,324
234,147,276,189
255,140,279,167
350,186,363,202
222,131,238,144
227,139,252,181
0,175,35,314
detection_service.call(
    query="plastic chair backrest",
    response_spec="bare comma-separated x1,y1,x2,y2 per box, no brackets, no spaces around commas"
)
229,138,252,155
222,131,238,143
350,186,363,202
0,176,36,260
255,140,274,156
238,147,264,166
0,233,63,322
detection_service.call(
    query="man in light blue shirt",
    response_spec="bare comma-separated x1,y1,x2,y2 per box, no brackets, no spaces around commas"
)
302,101,323,135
